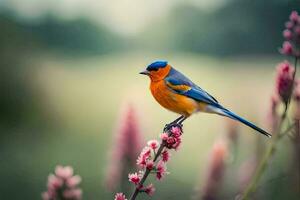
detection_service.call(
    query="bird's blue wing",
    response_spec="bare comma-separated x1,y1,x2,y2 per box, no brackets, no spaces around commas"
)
165,68,219,106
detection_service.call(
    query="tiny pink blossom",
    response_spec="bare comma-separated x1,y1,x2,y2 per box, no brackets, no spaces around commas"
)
161,150,170,162
172,137,182,150
66,175,82,188
147,140,159,150
170,126,182,138
63,189,82,200
55,165,74,179
166,136,175,145
275,61,295,104
290,11,299,22
128,173,141,184
42,165,82,200
283,29,293,40
146,160,154,170
144,183,155,196
136,147,151,167
114,193,127,200
41,192,50,200
280,41,293,55
156,160,167,180
285,21,294,29
47,174,63,190
160,133,168,140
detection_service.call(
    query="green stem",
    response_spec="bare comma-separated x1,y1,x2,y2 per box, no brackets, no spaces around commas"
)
240,110,286,199
240,57,298,199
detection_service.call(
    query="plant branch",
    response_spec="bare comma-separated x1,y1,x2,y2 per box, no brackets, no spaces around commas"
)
129,123,181,200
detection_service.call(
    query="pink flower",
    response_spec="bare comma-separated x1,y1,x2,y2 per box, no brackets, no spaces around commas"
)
128,172,141,184
161,150,170,162
114,193,127,200
147,140,159,150
290,11,299,22
283,29,293,40
165,136,182,150
55,165,73,179
146,160,154,170
66,175,82,188
42,165,82,200
280,41,293,55
63,189,82,200
285,21,294,29
156,160,167,180
275,61,295,104
106,104,143,190
144,183,155,196
170,126,182,138
202,141,227,200
136,147,151,167
47,174,63,190
160,132,168,140
41,192,50,200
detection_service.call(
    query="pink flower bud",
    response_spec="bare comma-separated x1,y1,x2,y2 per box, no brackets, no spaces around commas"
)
147,140,159,150
63,189,82,200
156,160,167,180
283,29,293,40
146,160,154,170
160,133,168,140
66,175,82,188
55,165,74,179
47,174,63,190
42,165,82,200
161,150,170,162
128,172,141,184
170,126,182,138
290,11,299,22
280,41,293,55
275,61,295,104
144,183,155,196
285,21,294,29
114,193,127,200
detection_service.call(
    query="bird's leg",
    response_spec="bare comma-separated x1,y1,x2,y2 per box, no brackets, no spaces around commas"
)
164,115,184,131
178,116,187,125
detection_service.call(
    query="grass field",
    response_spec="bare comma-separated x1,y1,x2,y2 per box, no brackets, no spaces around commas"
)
1,53,294,199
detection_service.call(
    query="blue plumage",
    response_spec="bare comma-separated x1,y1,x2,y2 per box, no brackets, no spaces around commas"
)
164,66,271,138
147,60,168,71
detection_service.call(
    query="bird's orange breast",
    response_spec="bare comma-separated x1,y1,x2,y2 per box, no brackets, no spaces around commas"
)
150,80,203,116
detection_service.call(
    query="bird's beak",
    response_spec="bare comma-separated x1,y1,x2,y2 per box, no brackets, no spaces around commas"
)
139,70,150,75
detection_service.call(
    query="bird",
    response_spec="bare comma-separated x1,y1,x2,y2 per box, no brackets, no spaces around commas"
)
140,60,271,138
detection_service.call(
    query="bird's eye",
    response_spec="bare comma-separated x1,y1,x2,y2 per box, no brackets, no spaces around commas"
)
147,67,159,71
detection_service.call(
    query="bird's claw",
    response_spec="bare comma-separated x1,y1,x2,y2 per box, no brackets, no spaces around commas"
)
164,122,183,132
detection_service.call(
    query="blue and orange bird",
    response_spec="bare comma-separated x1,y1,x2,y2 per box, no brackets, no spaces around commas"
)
140,60,271,138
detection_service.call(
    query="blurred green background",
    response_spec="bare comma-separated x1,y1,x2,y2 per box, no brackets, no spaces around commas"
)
0,0,299,199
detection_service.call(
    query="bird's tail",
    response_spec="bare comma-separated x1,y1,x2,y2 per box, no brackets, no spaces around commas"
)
209,105,272,138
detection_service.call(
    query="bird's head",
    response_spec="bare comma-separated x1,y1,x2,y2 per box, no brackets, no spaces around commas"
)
140,60,171,81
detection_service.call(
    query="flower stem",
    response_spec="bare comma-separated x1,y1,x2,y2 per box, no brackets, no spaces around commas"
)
241,57,298,199
240,109,286,199
129,123,179,200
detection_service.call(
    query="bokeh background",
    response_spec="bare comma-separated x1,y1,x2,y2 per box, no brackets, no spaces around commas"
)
0,0,299,199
